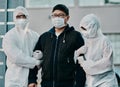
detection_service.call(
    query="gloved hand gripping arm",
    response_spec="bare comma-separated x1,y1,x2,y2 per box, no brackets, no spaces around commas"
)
32,50,43,69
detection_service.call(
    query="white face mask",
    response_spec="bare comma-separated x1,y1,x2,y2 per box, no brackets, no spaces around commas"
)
15,19,28,29
81,29,89,38
51,17,65,28
88,29,97,38
81,26,97,39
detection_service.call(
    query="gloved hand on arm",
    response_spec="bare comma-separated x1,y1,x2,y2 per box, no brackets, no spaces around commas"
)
74,45,88,66
76,45,87,57
32,50,43,69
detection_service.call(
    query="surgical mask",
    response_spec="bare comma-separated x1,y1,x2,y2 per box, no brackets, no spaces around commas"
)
87,23,98,38
81,26,97,39
51,17,65,28
15,19,28,29
88,29,97,38
81,30,89,38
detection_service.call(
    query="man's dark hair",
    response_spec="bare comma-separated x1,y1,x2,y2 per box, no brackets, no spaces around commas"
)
52,4,69,16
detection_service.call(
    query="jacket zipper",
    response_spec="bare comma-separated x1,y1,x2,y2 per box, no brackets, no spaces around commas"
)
53,37,58,87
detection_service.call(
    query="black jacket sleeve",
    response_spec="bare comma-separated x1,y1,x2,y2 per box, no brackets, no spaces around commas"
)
75,32,84,50
28,37,41,84
75,32,86,87
75,60,86,87
28,66,39,84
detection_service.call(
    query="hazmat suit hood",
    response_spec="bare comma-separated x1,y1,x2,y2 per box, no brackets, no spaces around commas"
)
80,14,102,38
13,6,29,22
13,6,29,31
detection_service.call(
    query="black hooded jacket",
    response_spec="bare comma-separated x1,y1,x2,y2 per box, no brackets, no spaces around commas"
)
28,25,85,85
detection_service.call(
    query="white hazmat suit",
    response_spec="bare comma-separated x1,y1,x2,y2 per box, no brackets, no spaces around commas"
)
76,14,118,87
2,6,40,87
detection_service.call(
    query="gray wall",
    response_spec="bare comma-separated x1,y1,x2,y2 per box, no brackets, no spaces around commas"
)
27,5,120,34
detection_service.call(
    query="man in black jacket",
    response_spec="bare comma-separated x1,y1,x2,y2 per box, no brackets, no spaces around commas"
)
28,4,86,87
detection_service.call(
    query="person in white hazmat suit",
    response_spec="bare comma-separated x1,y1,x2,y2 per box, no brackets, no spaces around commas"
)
2,6,43,87
75,14,118,87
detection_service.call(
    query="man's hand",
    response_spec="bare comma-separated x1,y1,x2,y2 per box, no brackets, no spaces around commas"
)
28,83,37,87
